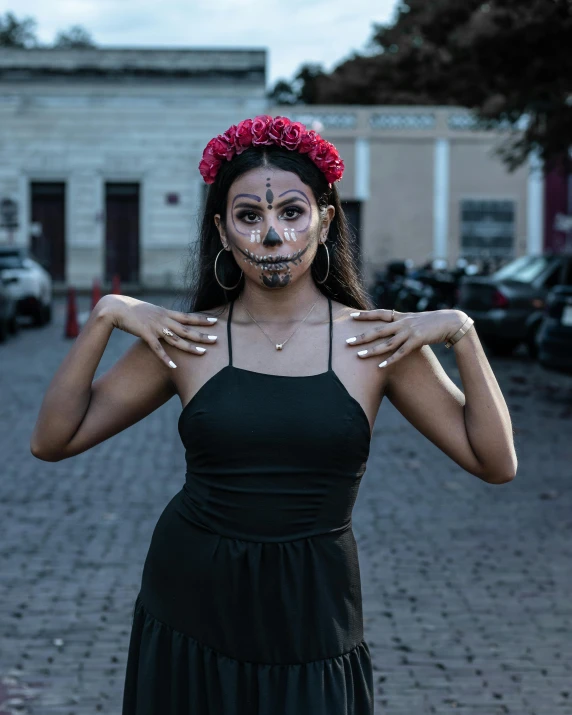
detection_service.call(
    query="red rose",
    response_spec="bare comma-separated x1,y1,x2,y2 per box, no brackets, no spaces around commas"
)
222,124,237,148
308,138,329,163
281,121,305,150
198,142,223,183
324,157,344,184
199,156,221,184
251,114,273,146
234,118,254,154
298,130,319,154
308,140,344,183
210,135,234,161
268,116,289,143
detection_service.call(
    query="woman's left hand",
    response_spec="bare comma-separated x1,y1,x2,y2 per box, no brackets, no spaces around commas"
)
346,308,469,367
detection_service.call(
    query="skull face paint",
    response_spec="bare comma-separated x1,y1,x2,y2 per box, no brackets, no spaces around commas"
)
222,167,326,290
240,244,311,288
262,226,282,247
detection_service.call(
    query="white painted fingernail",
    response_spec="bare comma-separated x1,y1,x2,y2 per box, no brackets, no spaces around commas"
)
346,336,357,343
207,317,218,322
357,349,368,356
379,360,387,368
169,360,177,368
196,346,206,353
350,312,360,317
208,335,217,340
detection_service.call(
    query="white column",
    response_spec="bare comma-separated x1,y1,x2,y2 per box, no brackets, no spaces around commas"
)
433,138,450,261
527,151,544,254
354,138,370,201
17,173,28,248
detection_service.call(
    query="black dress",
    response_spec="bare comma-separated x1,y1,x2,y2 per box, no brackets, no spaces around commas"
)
122,296,374,714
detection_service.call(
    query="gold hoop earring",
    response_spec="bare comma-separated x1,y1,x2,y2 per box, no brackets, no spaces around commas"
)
313,241,330,284
214,248,243,290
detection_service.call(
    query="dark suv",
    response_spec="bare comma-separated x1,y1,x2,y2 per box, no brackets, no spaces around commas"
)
457,253,572,356
536,261,572,372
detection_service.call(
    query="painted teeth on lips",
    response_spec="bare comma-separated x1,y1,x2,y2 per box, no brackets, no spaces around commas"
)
259,251,299,263
244,249,300,263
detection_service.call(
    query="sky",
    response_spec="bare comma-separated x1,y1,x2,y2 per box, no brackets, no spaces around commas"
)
3,0,399,87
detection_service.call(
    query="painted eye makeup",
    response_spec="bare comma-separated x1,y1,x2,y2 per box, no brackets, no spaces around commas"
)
235,206,305,223
282,206,304,219
236,210,260,223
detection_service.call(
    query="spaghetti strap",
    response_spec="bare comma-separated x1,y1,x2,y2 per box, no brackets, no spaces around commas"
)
327,296,333,371
227,299,234,367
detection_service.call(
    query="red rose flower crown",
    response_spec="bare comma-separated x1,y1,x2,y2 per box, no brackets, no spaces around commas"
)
199,115,345,186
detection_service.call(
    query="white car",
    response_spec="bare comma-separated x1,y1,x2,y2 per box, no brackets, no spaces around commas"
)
0,246,52,326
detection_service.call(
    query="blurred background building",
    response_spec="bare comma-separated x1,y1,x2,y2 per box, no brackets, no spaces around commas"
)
0,46,565,289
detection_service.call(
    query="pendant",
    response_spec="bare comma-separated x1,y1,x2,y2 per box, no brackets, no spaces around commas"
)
276,343,283,350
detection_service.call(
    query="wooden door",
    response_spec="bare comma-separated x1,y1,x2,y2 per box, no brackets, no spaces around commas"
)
30,182,66,281
105,183,140,284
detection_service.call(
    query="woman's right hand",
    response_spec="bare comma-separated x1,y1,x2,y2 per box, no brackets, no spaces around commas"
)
97,294,219,369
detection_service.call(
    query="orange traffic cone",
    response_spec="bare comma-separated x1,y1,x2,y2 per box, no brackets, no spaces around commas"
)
91,277,102,310
64,286,79,338
111,273,121,295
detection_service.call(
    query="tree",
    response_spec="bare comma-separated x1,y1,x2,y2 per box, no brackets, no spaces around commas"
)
53,25,96,49
269,63,326,105
294,63,327,105
295,0,572,171
268,80,298,106
0,11,38,48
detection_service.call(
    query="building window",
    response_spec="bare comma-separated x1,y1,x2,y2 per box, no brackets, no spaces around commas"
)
460,199,515,259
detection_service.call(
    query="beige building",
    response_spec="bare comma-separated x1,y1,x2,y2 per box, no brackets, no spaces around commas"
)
281,108,544,284
0,48,542,290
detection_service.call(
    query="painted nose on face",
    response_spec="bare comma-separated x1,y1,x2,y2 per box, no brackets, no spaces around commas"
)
262,227,283,247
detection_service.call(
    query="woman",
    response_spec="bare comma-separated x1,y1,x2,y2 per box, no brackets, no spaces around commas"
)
30,115,517,715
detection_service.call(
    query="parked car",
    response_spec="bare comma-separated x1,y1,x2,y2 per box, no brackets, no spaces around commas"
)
0,272,19,342
536,277,572,373
369,260,411,309
0,246,52,326
457,253,572,356
396,258,482,312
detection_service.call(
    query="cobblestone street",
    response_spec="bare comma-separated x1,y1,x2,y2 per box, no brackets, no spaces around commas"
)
1,294,571,715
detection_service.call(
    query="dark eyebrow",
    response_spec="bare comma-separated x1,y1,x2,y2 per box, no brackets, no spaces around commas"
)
231,193,261,208
277,189,311,206
234,196,307,211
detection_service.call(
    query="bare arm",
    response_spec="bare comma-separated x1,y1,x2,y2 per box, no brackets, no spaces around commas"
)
385,326,517,484
30,295,218,461
347,307,517,484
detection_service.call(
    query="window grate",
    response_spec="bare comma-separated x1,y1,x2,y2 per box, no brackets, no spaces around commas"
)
460,199,515,258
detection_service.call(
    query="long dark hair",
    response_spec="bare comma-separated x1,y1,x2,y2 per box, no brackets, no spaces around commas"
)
181,145,372,315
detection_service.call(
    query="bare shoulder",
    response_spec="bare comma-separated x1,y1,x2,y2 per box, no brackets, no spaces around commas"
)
160,302,231,404
196,302,231,326
200,303,229,318
329,299,434,400
330,299,388,334
161,302,229,360
328,299,390,400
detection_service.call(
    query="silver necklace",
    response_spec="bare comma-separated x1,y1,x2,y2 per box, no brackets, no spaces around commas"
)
238,295,319,350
